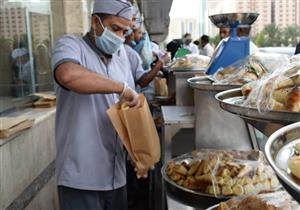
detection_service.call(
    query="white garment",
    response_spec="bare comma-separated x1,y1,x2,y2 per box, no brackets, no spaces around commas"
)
250,41,259,55
183,43,199,54
200,43,214,57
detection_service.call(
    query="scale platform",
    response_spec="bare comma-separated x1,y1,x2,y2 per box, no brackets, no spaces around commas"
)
207,13,259,75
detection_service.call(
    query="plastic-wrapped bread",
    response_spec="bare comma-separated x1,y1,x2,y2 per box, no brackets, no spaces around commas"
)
286,86,300,112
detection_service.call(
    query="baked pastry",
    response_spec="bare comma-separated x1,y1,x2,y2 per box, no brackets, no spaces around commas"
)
291,73,300,85
286,86,300,112
288,156,300,179
272,87,293,104
274,76,294,90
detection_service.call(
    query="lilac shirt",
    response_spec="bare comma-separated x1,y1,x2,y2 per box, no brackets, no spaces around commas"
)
52,34,145,190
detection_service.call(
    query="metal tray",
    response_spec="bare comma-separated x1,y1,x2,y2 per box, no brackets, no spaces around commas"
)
161,153,230,208
206,204,219,210
187,76,241,92
265,122,300,203
171,66,207,72
161,150,262,208
215,88,300,124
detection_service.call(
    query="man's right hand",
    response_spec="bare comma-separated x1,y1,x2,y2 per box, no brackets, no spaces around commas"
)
120,85,141,108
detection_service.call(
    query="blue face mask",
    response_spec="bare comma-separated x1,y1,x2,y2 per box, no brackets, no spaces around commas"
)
94,16,125,55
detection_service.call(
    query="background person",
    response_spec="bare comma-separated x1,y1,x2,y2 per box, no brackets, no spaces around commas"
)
199,35,214,57
182,33,199,54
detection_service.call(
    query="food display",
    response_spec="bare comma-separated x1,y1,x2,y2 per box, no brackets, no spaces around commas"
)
214,53,289,84
171,54,210,69
213,53,289,85
216,191,300,210
241,63,300,112
214,59,267,85
165,150,280,197
288,143,300,180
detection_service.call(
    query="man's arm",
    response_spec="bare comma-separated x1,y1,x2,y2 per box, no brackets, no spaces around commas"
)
137,61,163,88
55,62,140,107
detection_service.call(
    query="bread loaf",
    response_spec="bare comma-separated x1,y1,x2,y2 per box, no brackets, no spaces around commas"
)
286,87,300,112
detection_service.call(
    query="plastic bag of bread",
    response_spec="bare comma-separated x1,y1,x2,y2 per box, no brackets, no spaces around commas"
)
242,61,300,113
213,52,289,85
217,191,300,210
166,149,280,197
171,54,210,70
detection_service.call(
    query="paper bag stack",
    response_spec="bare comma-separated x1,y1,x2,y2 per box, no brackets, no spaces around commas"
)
107,94,161,171
0,116,34,138
33,93,56,108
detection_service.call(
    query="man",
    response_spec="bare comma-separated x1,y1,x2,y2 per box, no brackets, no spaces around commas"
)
11,47,32,96
128,24,169,100
182,33,199,54
52,1,159,209
219,27,230,40
199,35,214,57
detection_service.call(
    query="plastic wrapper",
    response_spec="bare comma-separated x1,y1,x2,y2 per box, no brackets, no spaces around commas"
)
166,149,280,198
213,52,289,85
241,57,300,113
216,191,300,210
171,54,210,70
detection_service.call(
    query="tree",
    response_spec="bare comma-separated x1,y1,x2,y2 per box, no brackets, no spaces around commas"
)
283,25,300,46
263,24,282,46
253,32,265,47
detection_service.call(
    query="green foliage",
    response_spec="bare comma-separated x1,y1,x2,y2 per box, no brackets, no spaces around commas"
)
253,24,300,47
210,34,221,47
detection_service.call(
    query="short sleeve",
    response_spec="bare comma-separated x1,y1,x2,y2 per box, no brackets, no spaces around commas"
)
124,45,147,82
52,35,81,71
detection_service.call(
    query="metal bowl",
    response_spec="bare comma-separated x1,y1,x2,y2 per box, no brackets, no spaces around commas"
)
161,150,263,208
206,204,219,210
161,153,230,209
209,13,259,28
215,88,300,124
265,122,300,203
187,76,241,92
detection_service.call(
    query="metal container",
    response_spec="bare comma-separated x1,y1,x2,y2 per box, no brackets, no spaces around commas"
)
187,76,253,150
265,122,300,203
206,204,219,210
168,68,206,106
161,153,230,209
209,13,259,28
215,88,300,137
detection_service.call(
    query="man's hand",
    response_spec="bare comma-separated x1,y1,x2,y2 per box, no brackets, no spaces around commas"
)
120,84,141,108
159,52,171,65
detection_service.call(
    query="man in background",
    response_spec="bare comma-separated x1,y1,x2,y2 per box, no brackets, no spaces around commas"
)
200,35,214,57
182,33,199,54
219,27,230,40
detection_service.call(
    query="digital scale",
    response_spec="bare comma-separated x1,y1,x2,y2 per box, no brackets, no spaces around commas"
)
206,13,259,75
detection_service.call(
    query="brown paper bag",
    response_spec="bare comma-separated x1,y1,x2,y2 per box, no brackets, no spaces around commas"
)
107,94,161,171
155,77,168,96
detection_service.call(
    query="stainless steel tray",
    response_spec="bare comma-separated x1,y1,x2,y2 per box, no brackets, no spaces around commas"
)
206,204,218,210
215,88,300,124
171,67,207,72
161,150,262,208
265,122,300,203
187,76,241,92
161,153,230,208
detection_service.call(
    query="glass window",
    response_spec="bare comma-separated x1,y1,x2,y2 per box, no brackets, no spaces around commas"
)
0,0,93,113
